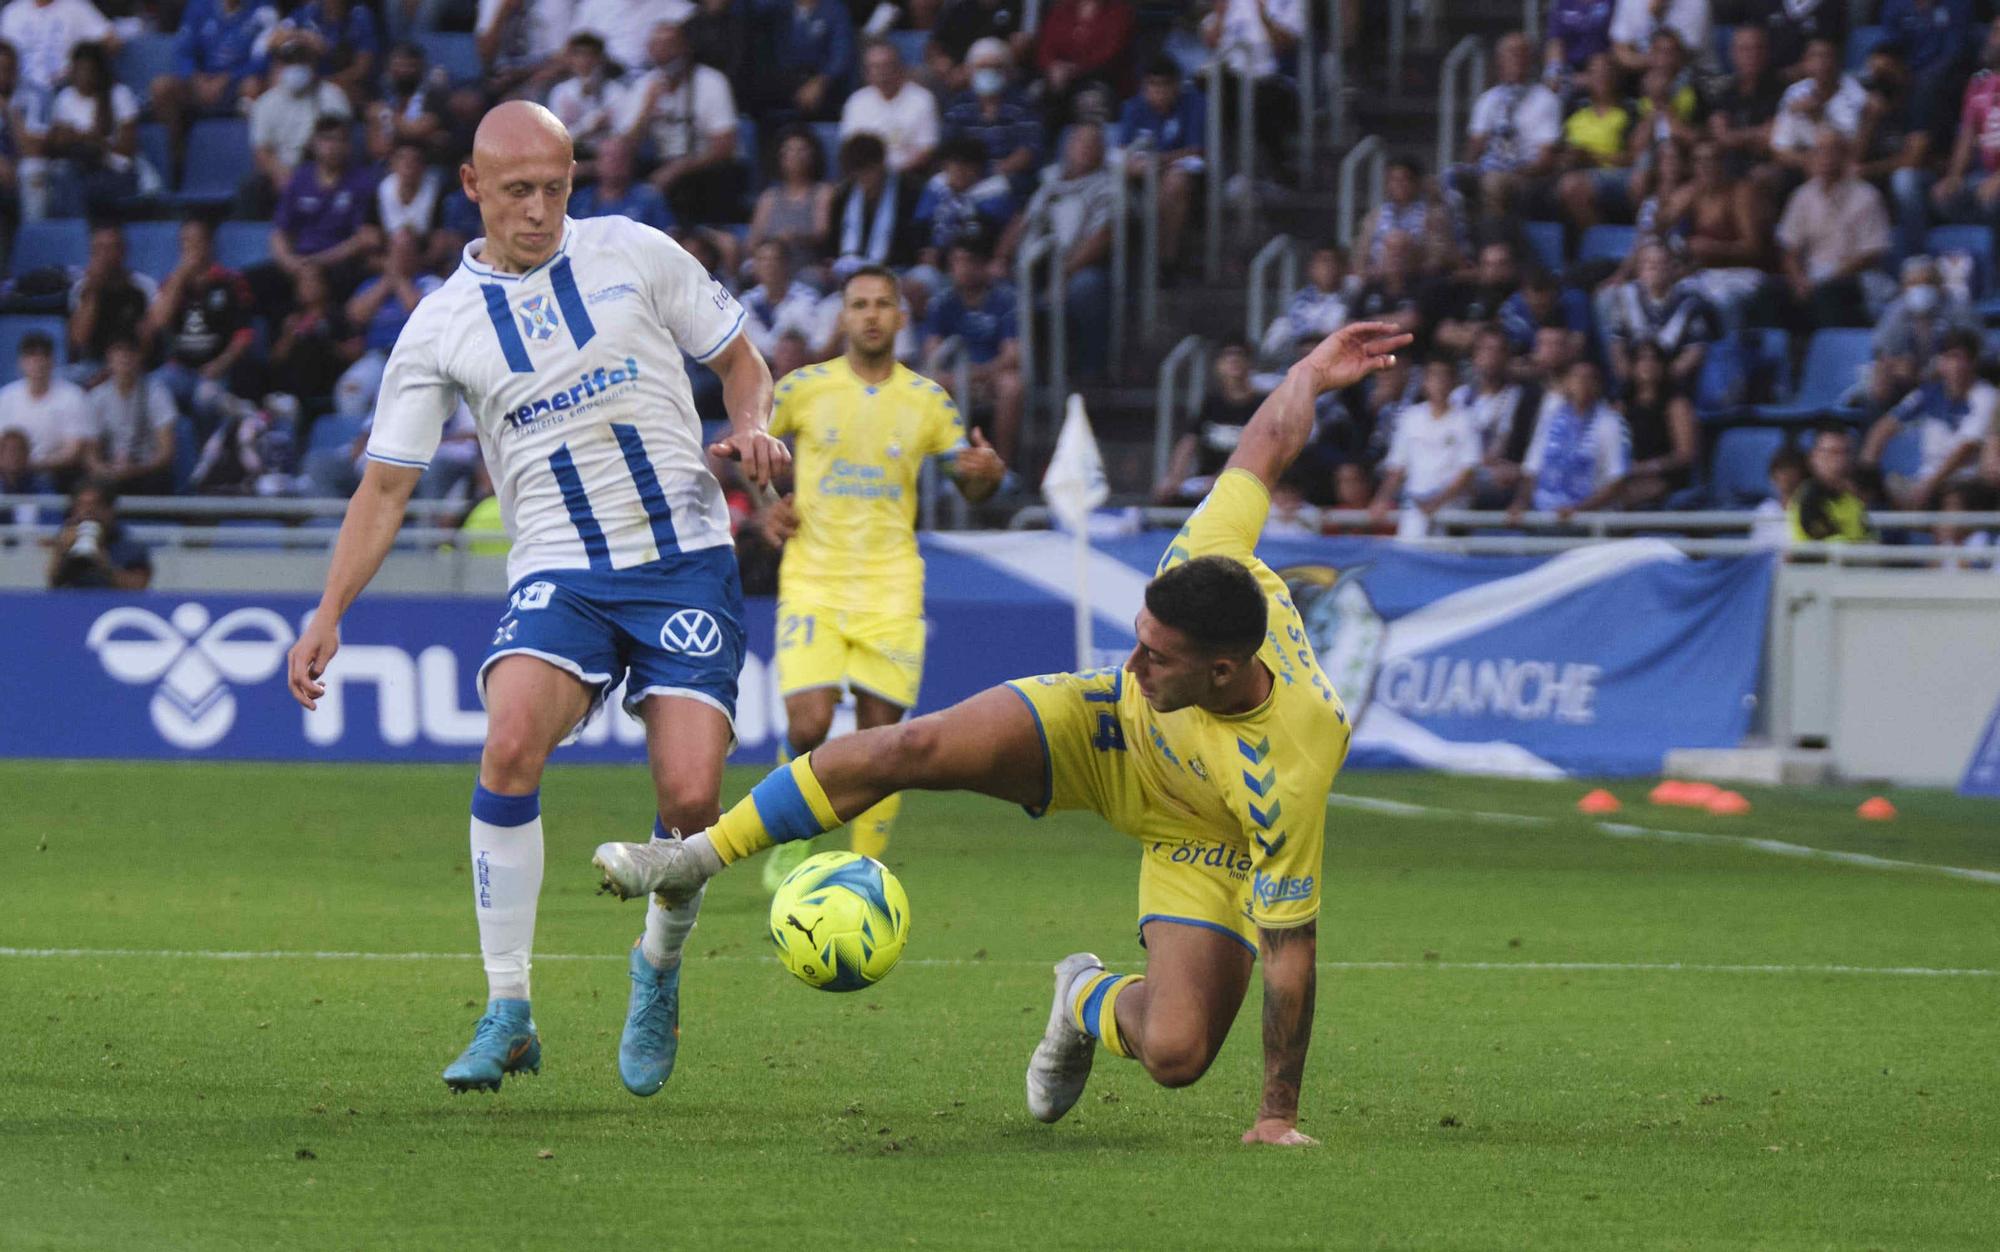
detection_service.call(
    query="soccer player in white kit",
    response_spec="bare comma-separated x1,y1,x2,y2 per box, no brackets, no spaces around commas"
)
285,102,788,1096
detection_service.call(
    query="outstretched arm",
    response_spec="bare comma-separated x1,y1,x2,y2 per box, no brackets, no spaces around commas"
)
1226,322,1410,493
286,460,423,710
704,332,788,490
1246,921,1318,1147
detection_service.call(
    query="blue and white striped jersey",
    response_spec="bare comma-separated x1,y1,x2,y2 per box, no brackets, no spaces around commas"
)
366,215,747,586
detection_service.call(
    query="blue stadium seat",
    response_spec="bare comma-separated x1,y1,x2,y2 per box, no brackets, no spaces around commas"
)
1711,23,1732,72
888,30,928,69
1750,328,1871,422
417,32,483,85
1847,25,1889,73
735,115,760,195
0,315,70,383
115,32,177,101
811,121,842,174
1710,427,1787,508
10,219,89,277
1693,336,1747,417
1878,424,1924,479
178,117,251,205
138,121,173,187
1522,220,1564,275
1925,224,1992,298
1752,326,1792,403
215,221,273,273
1576,224,1636,267
124,220,183,284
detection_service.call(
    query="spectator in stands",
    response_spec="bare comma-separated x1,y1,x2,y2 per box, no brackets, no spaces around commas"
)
1199,0,1299,180
1555,53,1632,233
0,38,43,239
186,390,294,496
247,34,354,215
543,31,625,162
46,477,148,589
1852,45,1927,193
1614,340,1698,507
1369,357,1479,538
1358,156,1455,273
1259,242,1347,360
45,40,135,214
0,425,49,499
616,18,744,225
0,0,111,99
1155,337,1260,503
1750,444,1805,545
344,227,440,384
1625,34,1700,161
933,0,1032,92
376,137,444,252
999,121,1113,376
268,260,358,410
1034,0,1135,126
1661,137,1774,282
1499,268,1589,356
913,132,1012,266
1790,426,1875,542
1451,33,1562,227
924,238,1021,461
142,216,258,430
569,134,674,231
1509,357,1630,522
83,335,175,495
943,37,1042,197
684,0,749,88
1116,60,1203,271
841,37,939,174
1751,0,1843,79
279,0,380,108
827,131,923,270
1608,0,1709,74
1777,130,1893,330
1871,255,1978,404
366,40,447,166
1930,480,1997,551
574,0,664,78
68,221,155,379
749,124,834,275
1707,24,1780,175
1771,38,1864,175
1425,240,1519,358
1603,236,1717,389
153,0,276,174
1878,0,1975,141
1864,328,1994,508
1452,323,1539,507
477,0,574,98
742,239,822,359
0,329,87,485
267,116,380,310
767,0,856,121
1902,20,2000,254
1542,0,1614,91
1346,228,1423,337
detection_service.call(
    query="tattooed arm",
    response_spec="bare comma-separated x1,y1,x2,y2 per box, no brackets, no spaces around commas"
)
1245,920,1319,1147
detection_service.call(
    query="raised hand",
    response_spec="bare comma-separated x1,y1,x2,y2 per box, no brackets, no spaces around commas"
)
1297,321,1413,394
954,427,1005,487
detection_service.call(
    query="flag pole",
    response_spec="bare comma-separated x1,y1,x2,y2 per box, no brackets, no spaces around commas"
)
1073,510,1091,670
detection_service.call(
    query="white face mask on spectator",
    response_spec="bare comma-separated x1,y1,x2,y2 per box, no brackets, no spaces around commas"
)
972,67,1006,97
1905,283,1940,316
279,63,313,94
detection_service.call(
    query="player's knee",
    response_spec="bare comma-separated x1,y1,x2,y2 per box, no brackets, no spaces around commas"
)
876,715,947,786
481,719,550,792
654,772,721,834
1140,1033,1218,1089
785,704,834,751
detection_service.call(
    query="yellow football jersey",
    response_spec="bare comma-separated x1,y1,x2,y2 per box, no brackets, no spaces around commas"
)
1129,468,1351,928
770,358,967,618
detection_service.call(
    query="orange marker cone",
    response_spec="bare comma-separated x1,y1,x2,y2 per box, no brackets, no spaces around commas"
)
1650,780,1691,806
1705,790,1751,816
1857,796,1897,821
1577,788,1621,815
1681,781,1722,806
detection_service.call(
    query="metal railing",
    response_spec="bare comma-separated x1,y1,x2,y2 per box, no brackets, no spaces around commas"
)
1201,48,1257,277
1109,135,1129,381
1335,134,1384,248
920,335,974,532
0,494,469,521
1246,234,1300,348
1296,2,1316,189
1152,335,1208,488
1205,52,1224,280
1014,229,1065,460
1389,0,1407,92
1132,134,1161,341
1323,0,1345,152
1437,36,1488,176
1523,0,1540,44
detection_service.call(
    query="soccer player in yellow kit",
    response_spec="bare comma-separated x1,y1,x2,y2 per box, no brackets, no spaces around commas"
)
757,265,1005,888
595,321,1411,1145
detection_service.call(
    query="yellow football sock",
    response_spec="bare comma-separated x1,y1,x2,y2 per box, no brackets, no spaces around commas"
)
1070,971,1141,1059
708,754,842,866
850,792,901,859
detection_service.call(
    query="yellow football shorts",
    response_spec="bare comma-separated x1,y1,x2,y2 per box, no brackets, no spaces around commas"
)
775,601,927,709
1005,669,1259,953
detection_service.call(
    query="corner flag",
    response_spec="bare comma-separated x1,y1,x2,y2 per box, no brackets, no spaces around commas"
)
1040,395,1109,668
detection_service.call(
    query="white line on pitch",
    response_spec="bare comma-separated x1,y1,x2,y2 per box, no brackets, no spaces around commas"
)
0,947,1992,978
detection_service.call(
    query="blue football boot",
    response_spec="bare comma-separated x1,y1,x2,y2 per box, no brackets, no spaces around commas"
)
441,998,541,1093
618,944,681,1097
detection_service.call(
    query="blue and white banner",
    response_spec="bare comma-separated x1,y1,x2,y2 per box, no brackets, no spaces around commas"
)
0,536,1771,776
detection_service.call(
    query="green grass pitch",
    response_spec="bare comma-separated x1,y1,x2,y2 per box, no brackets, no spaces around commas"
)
4,761,1997,1251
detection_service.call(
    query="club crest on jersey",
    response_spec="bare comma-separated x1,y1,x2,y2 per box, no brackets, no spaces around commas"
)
518,294,560,342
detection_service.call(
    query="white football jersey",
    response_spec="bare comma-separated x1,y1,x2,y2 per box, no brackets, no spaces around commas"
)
366,215,747,586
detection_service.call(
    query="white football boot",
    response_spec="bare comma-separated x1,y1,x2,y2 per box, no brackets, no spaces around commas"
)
593,833,709,907
1026,952,1107,1123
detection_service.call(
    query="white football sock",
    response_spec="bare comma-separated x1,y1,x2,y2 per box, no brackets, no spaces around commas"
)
469,785,545,1003
641,883,706,970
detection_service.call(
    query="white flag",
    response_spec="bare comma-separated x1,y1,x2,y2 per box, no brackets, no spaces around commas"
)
1041,394,1108,532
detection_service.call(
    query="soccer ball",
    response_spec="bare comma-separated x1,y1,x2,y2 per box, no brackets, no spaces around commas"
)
767,850,911,991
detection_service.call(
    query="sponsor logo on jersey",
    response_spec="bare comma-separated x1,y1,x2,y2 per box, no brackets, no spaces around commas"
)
660,608,723,657
1251,869,1315,908
1168,841,1254,876
85,603,294,749
586,282,640,306
503,357,643,430
518,293,561,341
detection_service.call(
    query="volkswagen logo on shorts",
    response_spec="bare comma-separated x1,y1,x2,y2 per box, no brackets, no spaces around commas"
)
660,608,723,657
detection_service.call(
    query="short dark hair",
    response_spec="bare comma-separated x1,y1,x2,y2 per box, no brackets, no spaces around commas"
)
1388,156,1424,179
566,31,605,55
777,122,828,180
841,264,900,296
17,331,54,358
1942,328,1982,359
1146,556,1268,658
948,237,992,263
838,132,887,176
1143,56,1181,82
938,134,988,167
313,114,348,136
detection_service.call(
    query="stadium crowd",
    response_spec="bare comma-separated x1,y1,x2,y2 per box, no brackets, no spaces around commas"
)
0,0,1996,559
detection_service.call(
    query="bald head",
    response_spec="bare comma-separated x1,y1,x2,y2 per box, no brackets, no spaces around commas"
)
463,101,576,275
